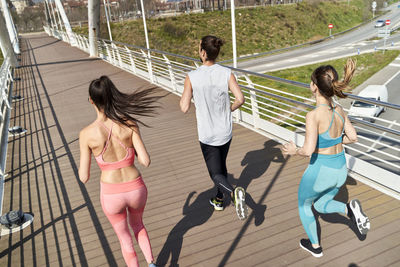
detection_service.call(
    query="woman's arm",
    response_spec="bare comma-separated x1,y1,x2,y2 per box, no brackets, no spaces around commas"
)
79,130,92,183
228,73,245,111
342,111,358,144
180,75,193,113
282,112,318,157
132,125,151,167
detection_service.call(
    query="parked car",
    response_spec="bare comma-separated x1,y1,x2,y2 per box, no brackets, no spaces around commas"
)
375,20,385,28
349,85,388,122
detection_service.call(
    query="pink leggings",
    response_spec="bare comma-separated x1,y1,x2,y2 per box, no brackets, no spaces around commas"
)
100,177,154,267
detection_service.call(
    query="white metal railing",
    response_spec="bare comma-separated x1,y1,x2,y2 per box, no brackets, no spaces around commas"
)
0,56,14,216
44,27,400,198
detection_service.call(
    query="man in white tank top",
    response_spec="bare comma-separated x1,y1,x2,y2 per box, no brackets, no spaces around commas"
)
180,36,248,220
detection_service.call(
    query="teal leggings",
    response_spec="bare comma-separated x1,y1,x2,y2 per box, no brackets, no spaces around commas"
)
298,151,347,244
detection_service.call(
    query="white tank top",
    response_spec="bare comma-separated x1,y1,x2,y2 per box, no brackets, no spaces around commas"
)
188,64,232,146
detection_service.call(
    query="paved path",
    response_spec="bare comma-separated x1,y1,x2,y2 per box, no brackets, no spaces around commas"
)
0,33,399,267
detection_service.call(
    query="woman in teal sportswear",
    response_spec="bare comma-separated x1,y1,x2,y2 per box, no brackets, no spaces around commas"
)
282,58,370,258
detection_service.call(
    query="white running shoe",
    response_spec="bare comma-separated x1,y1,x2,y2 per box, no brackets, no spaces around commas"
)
349,199,370,235
233,187,248,220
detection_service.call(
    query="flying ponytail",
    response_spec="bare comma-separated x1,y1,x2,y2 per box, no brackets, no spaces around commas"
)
311,58,356,102
89,76,162,128
332,58,356,98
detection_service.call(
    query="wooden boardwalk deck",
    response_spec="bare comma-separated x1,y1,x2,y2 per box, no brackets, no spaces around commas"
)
0,33,399,267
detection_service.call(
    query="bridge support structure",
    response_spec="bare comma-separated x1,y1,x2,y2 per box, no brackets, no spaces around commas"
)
0,0,20,55
88,0,100,57
0,11,17,67
54,0,77,46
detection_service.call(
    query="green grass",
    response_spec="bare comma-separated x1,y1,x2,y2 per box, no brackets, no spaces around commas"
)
74,0,371,61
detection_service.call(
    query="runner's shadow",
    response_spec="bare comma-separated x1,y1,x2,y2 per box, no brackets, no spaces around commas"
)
315,176,367,242
156,189,214,267
228,140,285,226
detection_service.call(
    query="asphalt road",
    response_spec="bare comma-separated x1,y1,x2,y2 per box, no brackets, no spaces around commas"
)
236,4,400,73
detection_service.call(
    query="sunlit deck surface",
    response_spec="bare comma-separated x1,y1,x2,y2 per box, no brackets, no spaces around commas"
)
1,33,399,267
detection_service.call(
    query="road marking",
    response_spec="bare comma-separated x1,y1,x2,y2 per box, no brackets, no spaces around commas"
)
286,58,298,62
384,70,400,85
310,54,319,58
357,42,368,46
367,120,396,153
389,63,400,67
263,63,275,67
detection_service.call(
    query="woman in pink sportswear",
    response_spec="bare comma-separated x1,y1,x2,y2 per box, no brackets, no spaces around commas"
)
79,76,160,267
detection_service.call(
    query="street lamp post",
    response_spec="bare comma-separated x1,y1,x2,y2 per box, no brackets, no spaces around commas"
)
140,0,153,83
230,0,237,68
103,0,113,41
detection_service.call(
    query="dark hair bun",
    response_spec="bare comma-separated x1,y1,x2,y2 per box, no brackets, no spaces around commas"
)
201,35,223,61
214,38,224,48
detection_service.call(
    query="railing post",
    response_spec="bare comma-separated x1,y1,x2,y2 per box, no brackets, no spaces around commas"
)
104,41,112,63
141,49,154,83
163,54,176,91
110,43,118,66
244,75,260,128
77,35,84,50
84,36,90,52
114,44,123,67
98,40,105,59
125,46,137,74
233,73,242,123
74,34,81,48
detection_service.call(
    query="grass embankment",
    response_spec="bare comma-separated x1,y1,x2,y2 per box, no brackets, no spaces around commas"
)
74,0,371,61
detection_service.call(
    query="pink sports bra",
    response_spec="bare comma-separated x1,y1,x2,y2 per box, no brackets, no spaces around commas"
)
94,121,135,171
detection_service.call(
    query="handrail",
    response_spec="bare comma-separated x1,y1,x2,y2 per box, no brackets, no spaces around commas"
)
0,56,14,216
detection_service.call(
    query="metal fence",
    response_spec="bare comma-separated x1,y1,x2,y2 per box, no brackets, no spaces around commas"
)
0,56,15,216
44,27,400,199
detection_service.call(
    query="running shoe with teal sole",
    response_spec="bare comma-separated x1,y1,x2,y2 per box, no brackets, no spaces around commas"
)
233,187,248,220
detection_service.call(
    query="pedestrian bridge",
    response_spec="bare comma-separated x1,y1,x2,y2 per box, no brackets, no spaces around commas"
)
0,33,399,267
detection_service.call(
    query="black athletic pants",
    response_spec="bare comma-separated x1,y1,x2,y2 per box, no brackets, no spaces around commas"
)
200,139,234,200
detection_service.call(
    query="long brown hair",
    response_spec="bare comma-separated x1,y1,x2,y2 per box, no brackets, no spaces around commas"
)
311,58,356,103
89,76,162,127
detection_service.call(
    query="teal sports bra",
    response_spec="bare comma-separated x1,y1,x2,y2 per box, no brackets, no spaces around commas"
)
316,104,345,149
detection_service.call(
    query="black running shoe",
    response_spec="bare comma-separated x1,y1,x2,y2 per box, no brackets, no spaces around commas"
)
348,199,370,235
299,239,323,258
209,198,224,211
